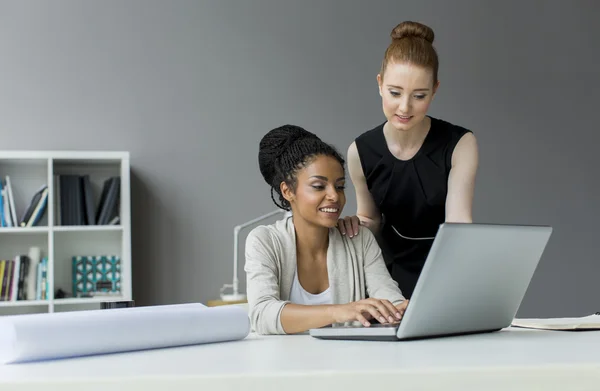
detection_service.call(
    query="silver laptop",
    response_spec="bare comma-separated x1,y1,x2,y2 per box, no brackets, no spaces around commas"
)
310,223,552,341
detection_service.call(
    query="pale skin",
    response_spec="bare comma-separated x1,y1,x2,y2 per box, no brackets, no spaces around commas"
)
338,62,479,237
277,155,409,334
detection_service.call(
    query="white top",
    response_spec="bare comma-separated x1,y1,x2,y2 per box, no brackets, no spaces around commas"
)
244,215,405,334
1,328,600,390
289,269,333,305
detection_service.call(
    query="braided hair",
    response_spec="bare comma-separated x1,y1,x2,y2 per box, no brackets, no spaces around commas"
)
258,124,345,211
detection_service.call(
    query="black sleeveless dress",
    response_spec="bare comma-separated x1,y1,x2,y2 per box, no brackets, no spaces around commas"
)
355,116,471,298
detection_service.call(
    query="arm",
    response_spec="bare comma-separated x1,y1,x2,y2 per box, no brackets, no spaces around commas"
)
244,227,290,335
278,227,401,332
279,304,339,334
245,227,400,333
445,132,479,223
282,228,411,330
244,227,339,334
361,226,406,306
347,142,382,234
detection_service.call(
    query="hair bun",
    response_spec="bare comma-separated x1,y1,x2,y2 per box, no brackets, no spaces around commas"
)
258,125,318,186
390,21,434,44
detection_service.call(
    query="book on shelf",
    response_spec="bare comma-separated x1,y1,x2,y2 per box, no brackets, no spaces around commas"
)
0,247,47,302
55,175,120,226
20,186,49,227
0,177,48,228
0,176,18,227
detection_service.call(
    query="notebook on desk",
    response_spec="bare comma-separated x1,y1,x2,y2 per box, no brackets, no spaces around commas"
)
511,313,600,331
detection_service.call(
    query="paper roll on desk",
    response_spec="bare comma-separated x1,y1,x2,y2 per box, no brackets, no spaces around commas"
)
0,303,250,364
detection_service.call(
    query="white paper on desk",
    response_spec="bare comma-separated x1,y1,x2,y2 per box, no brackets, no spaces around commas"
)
511,313,600,330
0,303,250,364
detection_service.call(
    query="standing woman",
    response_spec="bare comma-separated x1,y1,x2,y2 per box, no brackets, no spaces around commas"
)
338,21,479,298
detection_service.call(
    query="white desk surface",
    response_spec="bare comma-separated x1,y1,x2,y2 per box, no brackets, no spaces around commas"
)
1,327,600,391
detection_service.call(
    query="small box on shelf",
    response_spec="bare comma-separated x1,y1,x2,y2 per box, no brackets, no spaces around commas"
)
53,214,125,302
72,255,121,298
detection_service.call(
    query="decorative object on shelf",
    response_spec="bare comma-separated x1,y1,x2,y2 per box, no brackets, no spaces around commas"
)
219,209,287,302
72,255,121,298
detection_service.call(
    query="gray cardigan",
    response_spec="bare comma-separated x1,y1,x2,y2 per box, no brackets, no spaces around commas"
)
244,215,406,335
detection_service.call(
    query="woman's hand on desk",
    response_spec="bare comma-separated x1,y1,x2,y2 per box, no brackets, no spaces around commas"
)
332,298,403,327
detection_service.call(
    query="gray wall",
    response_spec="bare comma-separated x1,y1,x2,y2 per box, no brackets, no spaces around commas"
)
1,0,598,317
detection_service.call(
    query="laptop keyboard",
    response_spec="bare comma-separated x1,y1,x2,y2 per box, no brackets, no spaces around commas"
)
337,321,401,329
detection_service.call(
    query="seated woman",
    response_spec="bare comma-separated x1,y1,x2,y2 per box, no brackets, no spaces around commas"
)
245,124,409,335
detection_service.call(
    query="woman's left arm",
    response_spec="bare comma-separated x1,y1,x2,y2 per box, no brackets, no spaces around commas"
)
446,132,479,223
361,227,406,306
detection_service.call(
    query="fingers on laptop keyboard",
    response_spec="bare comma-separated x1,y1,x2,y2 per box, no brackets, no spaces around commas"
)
357,299,400,324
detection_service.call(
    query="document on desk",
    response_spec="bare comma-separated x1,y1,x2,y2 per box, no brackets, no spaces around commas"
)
0,303,250,364
511,313,600,331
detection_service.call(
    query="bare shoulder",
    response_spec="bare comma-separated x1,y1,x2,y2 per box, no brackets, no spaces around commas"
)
452,131,479,167
457,131,477,148
347,141,362,171
347,140,359,158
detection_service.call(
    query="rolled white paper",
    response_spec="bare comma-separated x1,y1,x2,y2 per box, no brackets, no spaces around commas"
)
0,303,250,364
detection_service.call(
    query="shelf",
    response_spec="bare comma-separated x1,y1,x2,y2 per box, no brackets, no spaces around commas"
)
54,297,125,305
0,226,122,233
0,300,49,307
0,151,128,161
0,150,131,314
53,225,123,232
0,227,49,234
0,298,128,307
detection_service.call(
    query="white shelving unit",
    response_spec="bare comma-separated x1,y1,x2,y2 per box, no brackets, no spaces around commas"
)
0,151,131,315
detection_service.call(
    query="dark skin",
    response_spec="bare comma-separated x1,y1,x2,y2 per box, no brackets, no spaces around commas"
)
278,154,408,334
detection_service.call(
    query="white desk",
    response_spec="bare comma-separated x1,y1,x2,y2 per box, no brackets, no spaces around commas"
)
1,327,600,390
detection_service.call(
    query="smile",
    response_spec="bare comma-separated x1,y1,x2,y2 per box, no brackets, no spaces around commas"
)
395,114,412,123
319,208,339,213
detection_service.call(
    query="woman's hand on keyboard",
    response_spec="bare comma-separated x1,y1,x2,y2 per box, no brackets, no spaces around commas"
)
395,299,409,318
332,298,403,327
